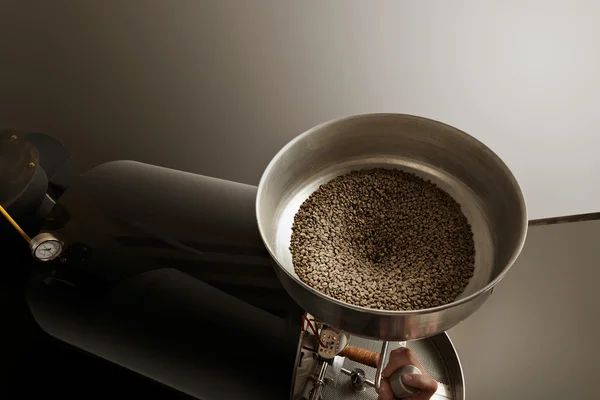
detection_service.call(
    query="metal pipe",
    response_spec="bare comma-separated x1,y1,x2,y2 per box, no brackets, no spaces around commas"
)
309,362,329,400
374,341,389,391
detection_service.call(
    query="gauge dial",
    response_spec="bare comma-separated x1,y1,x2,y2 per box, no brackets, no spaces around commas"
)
30,233,64,261
34,240,62,261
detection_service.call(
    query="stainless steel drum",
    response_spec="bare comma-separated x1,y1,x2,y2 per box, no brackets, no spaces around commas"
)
256,114,527,341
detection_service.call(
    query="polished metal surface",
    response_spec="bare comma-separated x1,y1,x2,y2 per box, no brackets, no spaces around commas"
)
428,333,464,399
374,341,389,391
256,113,528,341
27,161,303,400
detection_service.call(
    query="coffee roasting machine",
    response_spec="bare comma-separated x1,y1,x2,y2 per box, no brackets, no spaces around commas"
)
1,115,527,399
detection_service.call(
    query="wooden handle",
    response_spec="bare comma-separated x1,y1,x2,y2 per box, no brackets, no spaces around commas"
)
338,346,380,368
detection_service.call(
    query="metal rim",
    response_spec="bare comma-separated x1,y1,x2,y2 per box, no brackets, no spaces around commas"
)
30,232,63,261
430,332,466,400
257,113,528,316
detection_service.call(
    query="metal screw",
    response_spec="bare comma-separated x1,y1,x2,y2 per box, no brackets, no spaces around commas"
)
28,162,36,168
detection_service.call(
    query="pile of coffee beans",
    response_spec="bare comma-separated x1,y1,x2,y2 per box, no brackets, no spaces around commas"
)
290,168,475,311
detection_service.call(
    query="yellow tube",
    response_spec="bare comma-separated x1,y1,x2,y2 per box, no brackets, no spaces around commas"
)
0,204,31,243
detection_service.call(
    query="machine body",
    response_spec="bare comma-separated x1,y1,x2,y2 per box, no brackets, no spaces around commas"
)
24,160,304,399
2,130,467,399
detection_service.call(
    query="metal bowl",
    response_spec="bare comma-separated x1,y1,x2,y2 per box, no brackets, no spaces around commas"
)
256,114,527,341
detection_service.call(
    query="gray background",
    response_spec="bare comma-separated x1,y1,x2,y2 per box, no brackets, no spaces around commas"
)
449,220,599,399
1,0,599,219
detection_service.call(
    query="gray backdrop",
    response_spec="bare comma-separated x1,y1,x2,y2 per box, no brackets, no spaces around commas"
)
2,1,599,219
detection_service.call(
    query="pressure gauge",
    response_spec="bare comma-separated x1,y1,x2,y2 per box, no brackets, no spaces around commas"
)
30,232,64,262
